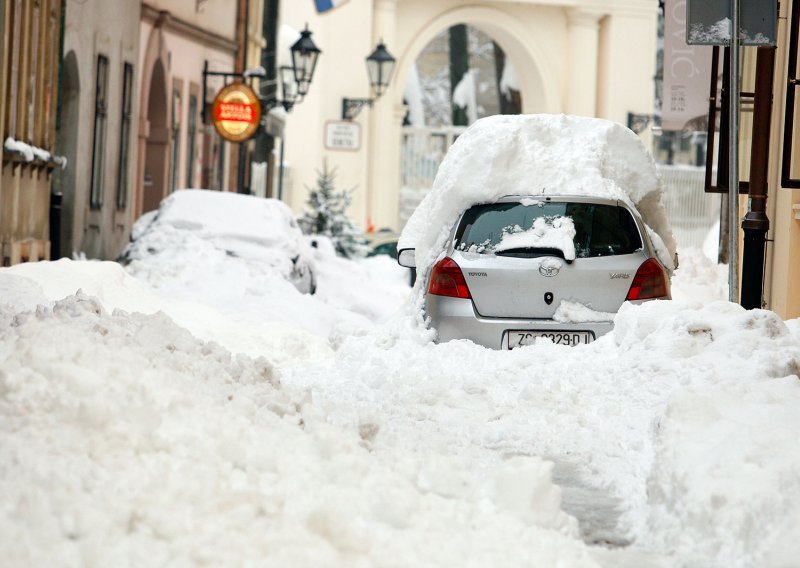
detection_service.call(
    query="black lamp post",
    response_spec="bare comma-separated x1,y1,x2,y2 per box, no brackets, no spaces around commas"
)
291,24,322,97
201,24,320,123
342,41,396,120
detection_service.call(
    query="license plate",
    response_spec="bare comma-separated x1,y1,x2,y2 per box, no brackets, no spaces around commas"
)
507,330,594,349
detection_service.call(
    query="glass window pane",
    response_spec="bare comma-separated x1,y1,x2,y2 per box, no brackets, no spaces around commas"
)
455,201,643,258
117,63,133,209
90,55,109,209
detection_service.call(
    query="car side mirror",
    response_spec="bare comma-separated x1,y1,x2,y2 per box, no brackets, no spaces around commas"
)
397,248,416,268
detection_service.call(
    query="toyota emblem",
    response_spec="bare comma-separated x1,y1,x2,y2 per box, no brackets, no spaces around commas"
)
539,265,560,277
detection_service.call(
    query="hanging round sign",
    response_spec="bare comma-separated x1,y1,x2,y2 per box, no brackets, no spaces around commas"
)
211,82,262,143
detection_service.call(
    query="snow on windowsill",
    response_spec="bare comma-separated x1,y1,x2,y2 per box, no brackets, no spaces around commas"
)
3,137,67,169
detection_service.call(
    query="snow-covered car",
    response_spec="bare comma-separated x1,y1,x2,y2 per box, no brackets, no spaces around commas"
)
397,114,677,349
120,189,316,294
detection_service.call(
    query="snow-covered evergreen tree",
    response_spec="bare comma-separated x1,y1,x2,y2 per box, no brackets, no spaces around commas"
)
298,162,369,259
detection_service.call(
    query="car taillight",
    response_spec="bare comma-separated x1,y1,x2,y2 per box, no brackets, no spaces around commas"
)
428,257,471,299
626,258,668,300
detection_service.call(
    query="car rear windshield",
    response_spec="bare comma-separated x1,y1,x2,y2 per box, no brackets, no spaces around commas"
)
454,201,643,258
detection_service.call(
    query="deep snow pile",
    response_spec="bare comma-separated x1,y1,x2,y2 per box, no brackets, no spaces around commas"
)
0,293,596,567
284,300,800,567
399,114,677,276
1,250,798,567
119,190,410,347
121,189,316,295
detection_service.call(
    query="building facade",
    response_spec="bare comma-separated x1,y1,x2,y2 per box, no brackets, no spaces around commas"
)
278,0,659,232
757,0,800,318
54,0,141,259
135,1,241,221
1,0,63,265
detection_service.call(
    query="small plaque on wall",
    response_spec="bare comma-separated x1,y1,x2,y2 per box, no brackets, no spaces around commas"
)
325,121,361,151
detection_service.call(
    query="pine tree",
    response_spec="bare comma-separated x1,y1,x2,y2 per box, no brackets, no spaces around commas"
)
298,162,369,259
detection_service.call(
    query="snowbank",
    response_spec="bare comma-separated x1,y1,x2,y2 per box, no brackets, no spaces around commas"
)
3,258,163,314
291,299,800,566
399,114,677,277
2,243,797,567
1,251,409,365
0,293,596,567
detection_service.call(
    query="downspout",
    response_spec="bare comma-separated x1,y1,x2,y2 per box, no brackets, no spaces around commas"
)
740,46,777,310
236,0,249,193
51,0,67,259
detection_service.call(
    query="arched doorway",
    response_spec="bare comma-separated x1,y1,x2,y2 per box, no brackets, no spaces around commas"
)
394,9,552,227
54,50,80,258
142,59,169,214
367,4,557,231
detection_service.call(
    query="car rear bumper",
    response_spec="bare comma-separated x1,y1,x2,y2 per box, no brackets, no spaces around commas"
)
426,294,615,350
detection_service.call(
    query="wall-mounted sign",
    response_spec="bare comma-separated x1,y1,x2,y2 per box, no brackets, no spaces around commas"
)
662,0,712,131
686,0,777,46
324,121,361,151
211,82,262,143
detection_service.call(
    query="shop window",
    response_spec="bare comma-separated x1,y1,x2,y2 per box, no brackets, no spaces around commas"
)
5,0,23,138
116,62,133,209
90,54,109,209
27,0,40,142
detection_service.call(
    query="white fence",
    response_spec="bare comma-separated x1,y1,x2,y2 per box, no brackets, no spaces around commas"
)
657,165,720,250
400,127,465,226
399,127,720,250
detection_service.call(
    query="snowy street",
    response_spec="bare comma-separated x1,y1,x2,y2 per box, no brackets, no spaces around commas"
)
3,0,798,564
2,235,799,566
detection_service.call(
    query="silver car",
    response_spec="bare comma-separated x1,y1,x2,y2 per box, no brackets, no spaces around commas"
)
398,195,670,349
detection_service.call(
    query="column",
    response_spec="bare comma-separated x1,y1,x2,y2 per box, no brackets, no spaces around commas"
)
367,0,400,230
566,8,602,117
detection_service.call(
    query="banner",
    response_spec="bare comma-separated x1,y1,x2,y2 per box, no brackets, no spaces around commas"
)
662,0,713,131
314,0,349,13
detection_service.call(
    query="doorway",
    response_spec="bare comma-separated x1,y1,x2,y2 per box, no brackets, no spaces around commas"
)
143,60,169,213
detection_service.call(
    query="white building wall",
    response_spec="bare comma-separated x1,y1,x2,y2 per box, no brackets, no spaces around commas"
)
136,2,239,216
280,0,658,232
59,0,141,259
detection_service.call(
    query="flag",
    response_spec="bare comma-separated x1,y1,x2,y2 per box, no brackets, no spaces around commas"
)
314,0,349,13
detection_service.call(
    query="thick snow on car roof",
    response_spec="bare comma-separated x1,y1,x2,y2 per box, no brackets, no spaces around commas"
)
154,189,304,249
121,189,317,306
399,114,677,273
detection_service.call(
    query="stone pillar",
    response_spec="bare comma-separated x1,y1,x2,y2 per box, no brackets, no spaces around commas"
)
596,4,658,125
566,9,602,117
367,0,401,230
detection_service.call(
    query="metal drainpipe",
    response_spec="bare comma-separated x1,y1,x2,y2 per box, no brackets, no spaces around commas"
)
236,0,249,194
740,46,777,310
50,192,63,259
728,0,741,303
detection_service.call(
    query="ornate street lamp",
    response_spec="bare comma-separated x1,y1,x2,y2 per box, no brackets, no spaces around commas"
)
365,42,396,97
291,24,322,97
342,41,396,120
277,65,301,111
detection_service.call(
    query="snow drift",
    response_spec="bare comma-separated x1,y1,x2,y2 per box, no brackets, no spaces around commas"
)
0,293,595,567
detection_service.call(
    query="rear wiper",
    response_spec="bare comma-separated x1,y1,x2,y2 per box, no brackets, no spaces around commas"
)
494,247,573,263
